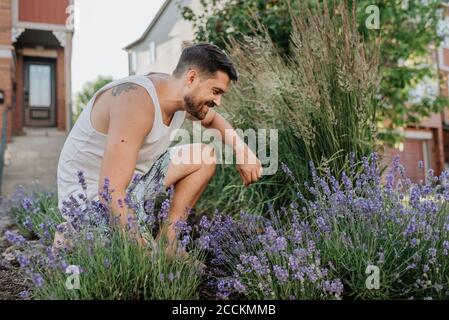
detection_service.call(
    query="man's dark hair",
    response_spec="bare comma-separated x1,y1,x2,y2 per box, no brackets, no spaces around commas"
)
173,42,238,81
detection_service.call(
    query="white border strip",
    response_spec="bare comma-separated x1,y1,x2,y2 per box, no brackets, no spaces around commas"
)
403,130,433,140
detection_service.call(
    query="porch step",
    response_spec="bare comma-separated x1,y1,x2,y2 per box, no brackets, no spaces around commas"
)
1,127,67,198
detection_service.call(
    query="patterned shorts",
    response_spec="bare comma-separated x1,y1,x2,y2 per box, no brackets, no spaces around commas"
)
126,148,173,237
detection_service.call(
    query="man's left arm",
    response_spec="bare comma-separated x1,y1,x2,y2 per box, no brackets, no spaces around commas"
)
187,109,262,186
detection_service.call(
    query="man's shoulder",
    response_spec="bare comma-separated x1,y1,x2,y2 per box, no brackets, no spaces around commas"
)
106,81,156,137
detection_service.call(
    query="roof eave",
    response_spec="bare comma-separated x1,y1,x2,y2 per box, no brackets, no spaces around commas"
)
122,0,172,51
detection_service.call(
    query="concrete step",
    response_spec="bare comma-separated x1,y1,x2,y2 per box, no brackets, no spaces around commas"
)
1,127,67,198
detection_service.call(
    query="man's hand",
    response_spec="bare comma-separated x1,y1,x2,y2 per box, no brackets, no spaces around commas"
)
187,109,263,186
236,147,262,186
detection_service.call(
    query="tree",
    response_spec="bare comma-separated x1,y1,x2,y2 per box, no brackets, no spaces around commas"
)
73,75,113,123
179,0,449,145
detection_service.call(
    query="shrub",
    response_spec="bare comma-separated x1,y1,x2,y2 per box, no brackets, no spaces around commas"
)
292,152,449,299
4,172,206,300
197,152,449,299
197,209,344,300
198,0,380,215
0,182,63,243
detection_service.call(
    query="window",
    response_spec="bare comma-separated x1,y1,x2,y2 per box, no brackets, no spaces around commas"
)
148,41,156,65
130,51,137,74
29,64,51,107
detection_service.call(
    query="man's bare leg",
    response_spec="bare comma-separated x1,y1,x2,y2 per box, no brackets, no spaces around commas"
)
156,143,216,259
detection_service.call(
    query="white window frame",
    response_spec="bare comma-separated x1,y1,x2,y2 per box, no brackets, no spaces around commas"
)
148,41,156,65
130,51,137,74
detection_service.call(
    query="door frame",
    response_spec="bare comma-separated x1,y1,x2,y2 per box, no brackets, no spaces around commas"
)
23,57,57,127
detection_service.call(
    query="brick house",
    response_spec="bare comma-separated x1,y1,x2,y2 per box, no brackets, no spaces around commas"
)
0,0,74,144
382,3,449,181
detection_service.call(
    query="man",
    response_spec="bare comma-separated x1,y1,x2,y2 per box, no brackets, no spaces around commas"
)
56,43,262,259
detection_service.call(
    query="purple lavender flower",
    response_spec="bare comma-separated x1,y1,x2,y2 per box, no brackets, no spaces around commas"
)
21,197,35,211
322,279,344,296
32,272,45,287
273,265,289,284
23,216,33,231
5,230,27,246
428,248,437,259
197,235,211,250
443,241,449,256
100,177,113,203
159,198,171,221
281,162,294,180
216,283,231,299
199,216,211,229
19,290,31,299
60,259,69,271
17,254,31,268
232,279,246,293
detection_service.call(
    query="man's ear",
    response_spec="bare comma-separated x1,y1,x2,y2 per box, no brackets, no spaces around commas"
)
186,69,199,87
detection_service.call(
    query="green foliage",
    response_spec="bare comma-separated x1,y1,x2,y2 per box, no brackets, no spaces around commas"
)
32,228,205,300
3,184,206,300
197,1,380,215
1,183,63,242
179,0,449,146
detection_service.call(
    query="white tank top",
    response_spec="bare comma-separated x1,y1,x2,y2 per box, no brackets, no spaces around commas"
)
57,74,186,213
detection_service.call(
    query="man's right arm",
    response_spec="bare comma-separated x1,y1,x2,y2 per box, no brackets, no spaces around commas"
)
97,84,154,244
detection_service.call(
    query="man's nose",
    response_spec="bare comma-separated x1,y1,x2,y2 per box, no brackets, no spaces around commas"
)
214,95,222,106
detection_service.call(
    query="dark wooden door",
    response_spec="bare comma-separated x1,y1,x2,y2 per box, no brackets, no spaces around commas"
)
24,58,56,127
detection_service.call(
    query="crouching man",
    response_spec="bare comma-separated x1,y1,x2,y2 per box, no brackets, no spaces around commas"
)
55,43,262,260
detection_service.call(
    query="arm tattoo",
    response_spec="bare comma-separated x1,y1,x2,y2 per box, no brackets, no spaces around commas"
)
111,83,139,97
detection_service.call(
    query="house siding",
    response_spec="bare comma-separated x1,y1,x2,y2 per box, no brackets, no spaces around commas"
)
127,0,199,75
18,0,70,25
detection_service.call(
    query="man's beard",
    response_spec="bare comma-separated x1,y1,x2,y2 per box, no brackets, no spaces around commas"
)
184,95,215,120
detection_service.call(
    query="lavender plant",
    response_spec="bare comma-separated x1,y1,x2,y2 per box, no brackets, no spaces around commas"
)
195,152,449,300
0,182,64,244
196,209,344,300
291,152,449,299
4,171,206,300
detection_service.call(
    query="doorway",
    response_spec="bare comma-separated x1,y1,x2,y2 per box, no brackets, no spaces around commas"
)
23,58,56,127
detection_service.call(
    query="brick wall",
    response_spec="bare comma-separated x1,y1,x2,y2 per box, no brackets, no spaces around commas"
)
383,138,426,183
0,0,12,45
56,47,65,131
0,0,13,143
19,0,70,25
12,53,23,134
